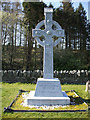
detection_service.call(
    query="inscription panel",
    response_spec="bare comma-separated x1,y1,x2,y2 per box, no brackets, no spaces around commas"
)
34,79,63,97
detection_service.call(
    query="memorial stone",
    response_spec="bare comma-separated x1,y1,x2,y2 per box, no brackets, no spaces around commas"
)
85,81,90,93
26,8,70,106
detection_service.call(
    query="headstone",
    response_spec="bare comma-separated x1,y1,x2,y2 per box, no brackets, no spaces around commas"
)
85,81,90,93
26,8,70,106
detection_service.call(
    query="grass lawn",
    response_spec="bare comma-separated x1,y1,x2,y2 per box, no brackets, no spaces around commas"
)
1,82,89,119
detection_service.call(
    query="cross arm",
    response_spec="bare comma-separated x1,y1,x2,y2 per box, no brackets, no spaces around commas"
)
52,29,65,38
32,29,45,37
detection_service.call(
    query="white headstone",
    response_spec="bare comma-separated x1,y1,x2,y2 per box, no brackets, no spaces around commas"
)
85,81,90,93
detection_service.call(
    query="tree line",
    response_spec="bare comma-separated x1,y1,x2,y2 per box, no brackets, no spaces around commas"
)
1,1,90,70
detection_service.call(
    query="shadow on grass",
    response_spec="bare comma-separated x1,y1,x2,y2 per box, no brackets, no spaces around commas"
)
69,96,84,105
84,99,90,105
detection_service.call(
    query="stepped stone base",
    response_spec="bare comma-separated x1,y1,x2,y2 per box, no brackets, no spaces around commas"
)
26,78,70,106
27,91,70,106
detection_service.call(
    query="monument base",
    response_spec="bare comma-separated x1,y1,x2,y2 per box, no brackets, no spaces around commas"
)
27,91,70,106
26,78,70,106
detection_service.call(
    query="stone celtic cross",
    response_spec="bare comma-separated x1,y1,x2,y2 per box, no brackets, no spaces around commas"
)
32,8,64,79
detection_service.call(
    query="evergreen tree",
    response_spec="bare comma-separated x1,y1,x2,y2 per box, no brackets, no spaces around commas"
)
22,2,47,70
48,2,53,8
76,3,87,50
54,1,74,49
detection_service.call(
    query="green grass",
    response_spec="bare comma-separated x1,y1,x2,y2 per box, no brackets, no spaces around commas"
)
1,82,89,119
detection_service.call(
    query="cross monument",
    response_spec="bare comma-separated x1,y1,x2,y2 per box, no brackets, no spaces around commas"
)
32,8,64,79
26,8,70,106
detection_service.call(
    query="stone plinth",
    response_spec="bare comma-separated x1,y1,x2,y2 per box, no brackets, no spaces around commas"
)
34,78,63,97
26,78,70,106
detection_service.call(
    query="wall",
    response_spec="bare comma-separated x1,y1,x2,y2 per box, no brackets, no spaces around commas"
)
1,70,90,84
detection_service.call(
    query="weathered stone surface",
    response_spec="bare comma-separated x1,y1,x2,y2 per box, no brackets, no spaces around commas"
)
2,70,88,84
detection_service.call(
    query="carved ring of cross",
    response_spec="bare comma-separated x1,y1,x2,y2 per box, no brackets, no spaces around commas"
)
33,20,64,47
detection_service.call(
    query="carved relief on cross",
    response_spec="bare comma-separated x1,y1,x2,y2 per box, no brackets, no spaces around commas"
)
32,8,65,79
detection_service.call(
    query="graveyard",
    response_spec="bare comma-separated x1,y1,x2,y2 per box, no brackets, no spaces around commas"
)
1,1,90,120
1,83,89,118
